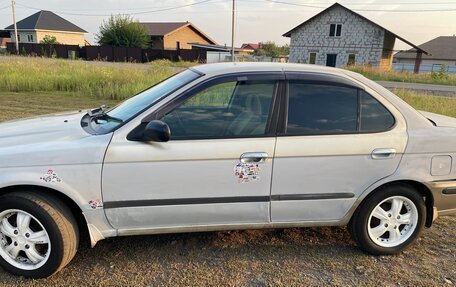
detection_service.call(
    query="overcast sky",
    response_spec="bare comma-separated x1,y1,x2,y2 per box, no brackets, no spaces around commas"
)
1,0,455,51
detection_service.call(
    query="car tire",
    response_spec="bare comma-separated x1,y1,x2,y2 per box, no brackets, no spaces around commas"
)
349,184,425,255
0,191,79,278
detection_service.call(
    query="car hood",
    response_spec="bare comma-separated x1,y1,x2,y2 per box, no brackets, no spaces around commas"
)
0,111,88,146
0,111,113,167
419,111,456,128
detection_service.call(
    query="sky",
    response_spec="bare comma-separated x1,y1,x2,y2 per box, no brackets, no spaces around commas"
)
0,0,455,51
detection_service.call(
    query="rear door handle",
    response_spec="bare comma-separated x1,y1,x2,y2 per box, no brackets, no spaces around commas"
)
372,148,396,159
240,152,269,163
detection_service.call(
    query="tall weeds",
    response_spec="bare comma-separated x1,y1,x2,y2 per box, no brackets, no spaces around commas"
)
0,57,195,100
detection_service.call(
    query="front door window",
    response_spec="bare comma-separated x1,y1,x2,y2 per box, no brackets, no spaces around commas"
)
161,79,277,139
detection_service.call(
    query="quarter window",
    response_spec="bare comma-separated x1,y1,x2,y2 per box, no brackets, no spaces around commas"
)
360,91,395,132
286,82,358,135
161,80,277,139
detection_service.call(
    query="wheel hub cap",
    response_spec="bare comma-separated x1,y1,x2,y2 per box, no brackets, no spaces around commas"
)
0,209,51,270
367,196,418,248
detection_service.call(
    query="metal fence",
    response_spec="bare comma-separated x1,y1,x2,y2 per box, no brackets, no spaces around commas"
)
6,43,207,63
393,63,456,74
206,51,287,63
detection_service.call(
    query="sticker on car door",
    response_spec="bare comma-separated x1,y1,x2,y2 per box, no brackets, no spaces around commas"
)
234,162,260,183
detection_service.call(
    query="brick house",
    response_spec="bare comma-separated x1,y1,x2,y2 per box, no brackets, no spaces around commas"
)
140,22,216,50
4,10,87,46
283,3,426,69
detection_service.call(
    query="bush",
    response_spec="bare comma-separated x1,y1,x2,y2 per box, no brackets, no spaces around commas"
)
431,64,449,80
40,35,60,45
96,14,150,49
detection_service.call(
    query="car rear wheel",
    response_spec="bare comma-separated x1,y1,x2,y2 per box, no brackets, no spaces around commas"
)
349,184,426,255
0,191,79,278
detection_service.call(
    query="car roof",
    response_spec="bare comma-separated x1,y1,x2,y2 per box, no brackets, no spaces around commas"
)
192,62,348,76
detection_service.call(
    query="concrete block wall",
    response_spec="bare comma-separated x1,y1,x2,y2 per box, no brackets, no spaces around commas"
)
289,6,385,67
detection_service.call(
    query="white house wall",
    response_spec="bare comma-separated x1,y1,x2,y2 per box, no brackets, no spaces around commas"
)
289,6,385,67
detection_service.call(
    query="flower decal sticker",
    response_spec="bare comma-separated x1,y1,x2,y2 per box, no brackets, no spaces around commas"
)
234,162,260,183
40,170,62,183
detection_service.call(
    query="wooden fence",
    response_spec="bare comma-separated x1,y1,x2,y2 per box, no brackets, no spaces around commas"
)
6,43,207,63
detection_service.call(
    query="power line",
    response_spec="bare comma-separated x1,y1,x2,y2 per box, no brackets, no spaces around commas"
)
15,0,227,16
253,0,456,4
15,0,227,12
10,0,456,17
0,4,11,10
263,0,456,12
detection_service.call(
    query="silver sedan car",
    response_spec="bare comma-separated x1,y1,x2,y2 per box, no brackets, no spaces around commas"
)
0,63,455,278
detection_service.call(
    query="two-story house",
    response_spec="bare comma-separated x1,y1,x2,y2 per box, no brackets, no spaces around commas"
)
284,3,426,69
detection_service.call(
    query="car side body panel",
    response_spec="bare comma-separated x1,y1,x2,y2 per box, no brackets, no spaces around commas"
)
0,63,454,247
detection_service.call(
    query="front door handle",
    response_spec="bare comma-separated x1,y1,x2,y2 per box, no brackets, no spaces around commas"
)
240,152,269,163
372,148,396,159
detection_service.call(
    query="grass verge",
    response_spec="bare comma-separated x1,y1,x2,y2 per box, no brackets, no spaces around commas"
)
0,56,186,100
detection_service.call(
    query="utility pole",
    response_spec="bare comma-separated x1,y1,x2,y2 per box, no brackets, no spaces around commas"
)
231,0,236,62
11,0,19,54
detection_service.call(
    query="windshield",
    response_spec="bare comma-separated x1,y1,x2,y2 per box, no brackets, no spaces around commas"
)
89,69,202,133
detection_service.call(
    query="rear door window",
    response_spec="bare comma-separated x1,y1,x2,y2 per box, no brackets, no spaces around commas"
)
286,81,358,135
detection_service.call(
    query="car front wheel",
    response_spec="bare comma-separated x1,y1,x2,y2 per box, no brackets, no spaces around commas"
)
0,191,79,278
349,184,426,255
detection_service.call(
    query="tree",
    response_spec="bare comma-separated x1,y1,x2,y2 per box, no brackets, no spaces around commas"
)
96,15,150,49
254,41,289,58
40,35,59,45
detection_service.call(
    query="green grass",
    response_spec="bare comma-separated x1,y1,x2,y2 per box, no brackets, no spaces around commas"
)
0,91,119,122
347,65,456,86
0,56,194,100
393,89,456,118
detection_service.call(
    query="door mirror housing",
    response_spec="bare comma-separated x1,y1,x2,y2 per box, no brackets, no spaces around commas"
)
143,120,171,142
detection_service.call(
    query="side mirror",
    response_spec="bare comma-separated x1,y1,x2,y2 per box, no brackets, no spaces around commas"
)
142,120,171,142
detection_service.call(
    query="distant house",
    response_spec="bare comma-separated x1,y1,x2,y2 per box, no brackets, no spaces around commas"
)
283,3,426,70
241,43,262,52
140,22,216,50
4,10,87,46
394,36,456,67
0,30,11,49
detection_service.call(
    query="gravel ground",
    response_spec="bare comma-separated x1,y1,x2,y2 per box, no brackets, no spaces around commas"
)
0,216,454,287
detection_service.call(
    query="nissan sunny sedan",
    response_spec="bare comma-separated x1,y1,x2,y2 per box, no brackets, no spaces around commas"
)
0,63,455,278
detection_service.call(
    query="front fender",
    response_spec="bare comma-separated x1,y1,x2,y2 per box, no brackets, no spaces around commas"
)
0,165,116,246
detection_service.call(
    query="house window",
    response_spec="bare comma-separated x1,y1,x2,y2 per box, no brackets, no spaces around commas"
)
329,24,342,37
347,54,356,66
309,52,316,64
27,34,34,42
176,41,180,50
